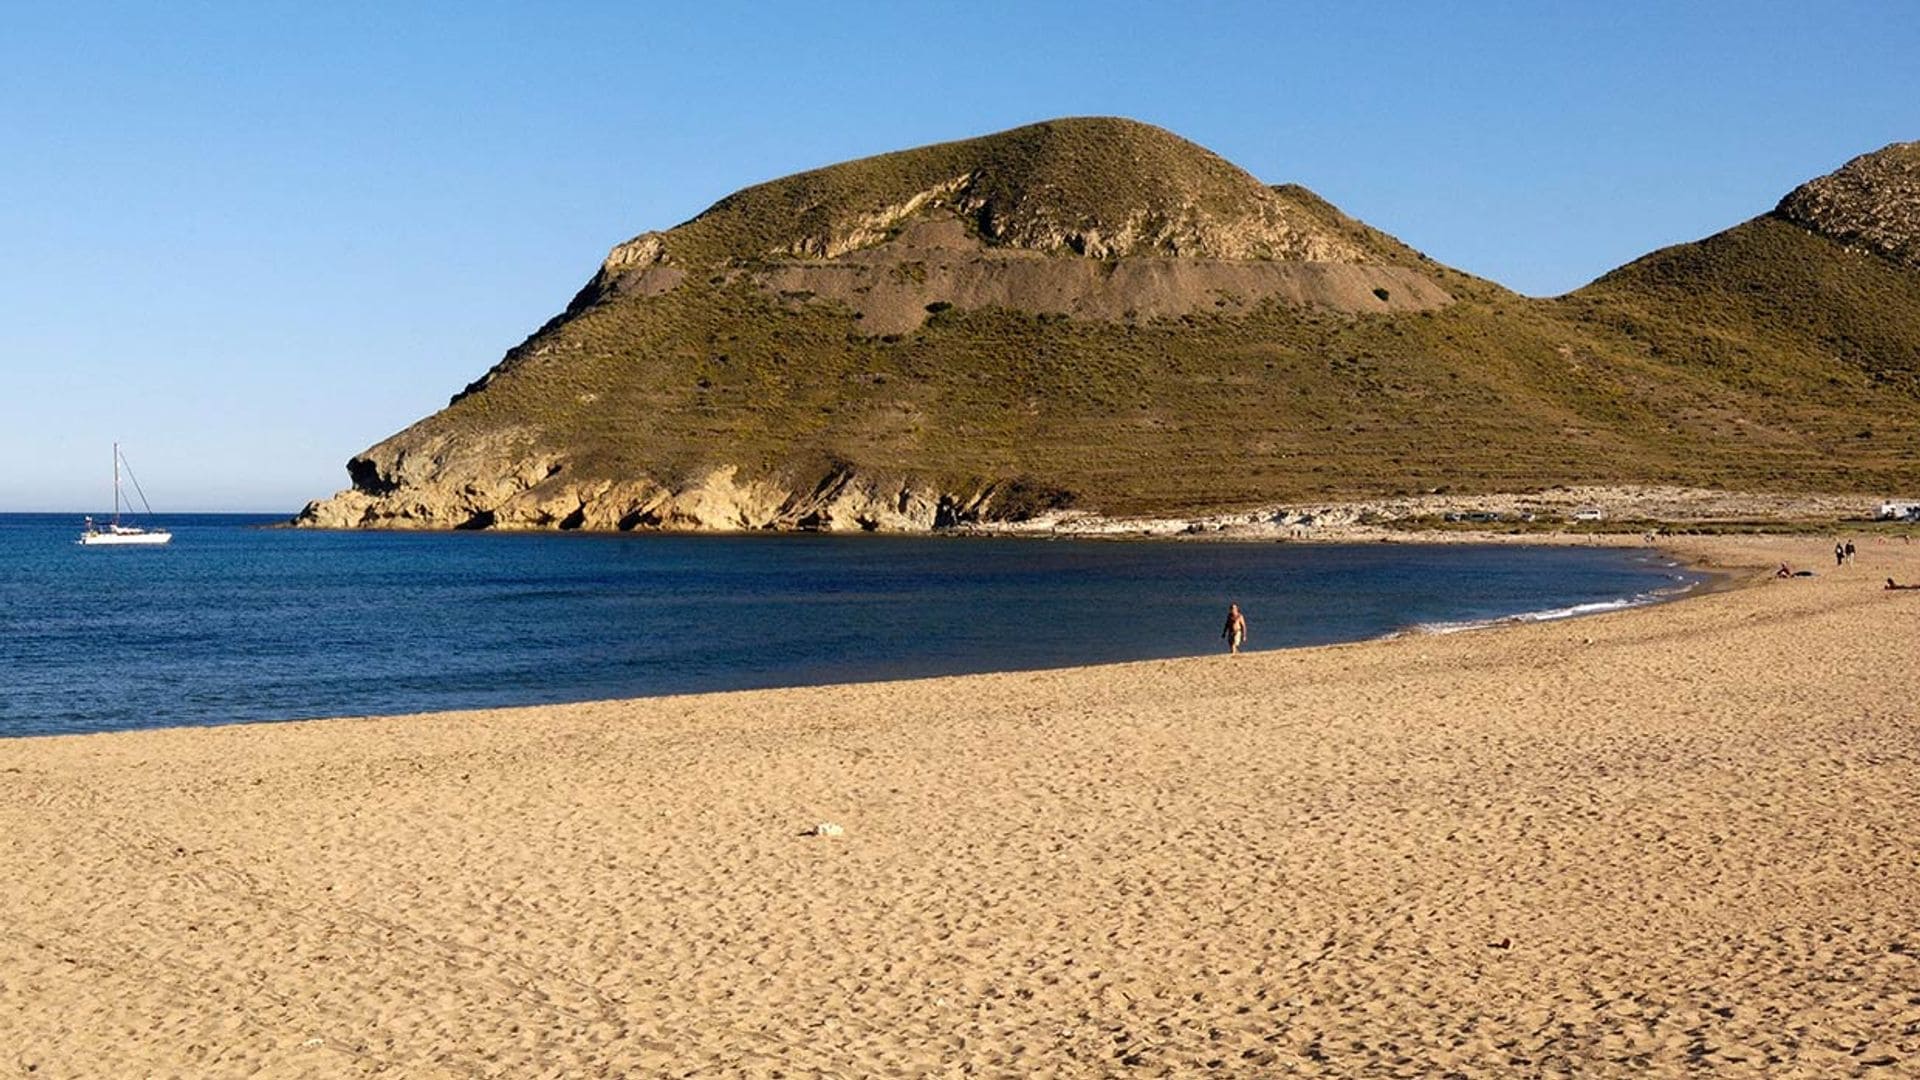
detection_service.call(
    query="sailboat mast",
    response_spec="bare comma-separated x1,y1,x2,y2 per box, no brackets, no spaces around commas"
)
112,441,121,524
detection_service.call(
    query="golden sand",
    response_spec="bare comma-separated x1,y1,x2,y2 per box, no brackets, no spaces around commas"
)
2,536,1917,1076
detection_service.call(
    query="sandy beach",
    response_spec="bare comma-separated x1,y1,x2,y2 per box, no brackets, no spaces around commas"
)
2,535,1917,1076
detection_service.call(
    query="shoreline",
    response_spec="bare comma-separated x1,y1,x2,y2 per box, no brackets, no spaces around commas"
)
284,482,1912,539
5,534,1916,1075
7,536,1731,744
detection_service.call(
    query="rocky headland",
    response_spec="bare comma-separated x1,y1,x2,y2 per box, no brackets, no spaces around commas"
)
298,121,1920,533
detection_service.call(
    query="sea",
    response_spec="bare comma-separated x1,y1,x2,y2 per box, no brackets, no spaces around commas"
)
0,513,1704,738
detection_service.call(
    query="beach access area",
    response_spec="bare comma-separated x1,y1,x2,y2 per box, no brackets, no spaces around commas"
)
2,535,1916,1076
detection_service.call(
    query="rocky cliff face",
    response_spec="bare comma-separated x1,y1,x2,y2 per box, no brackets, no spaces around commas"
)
296,439,1065,534
1774,141,1920,269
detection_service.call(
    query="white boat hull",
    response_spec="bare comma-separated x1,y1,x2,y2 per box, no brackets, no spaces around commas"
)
81,444,172,545
79,530,172,546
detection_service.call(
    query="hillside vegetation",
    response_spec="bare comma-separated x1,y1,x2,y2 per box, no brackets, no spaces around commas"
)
298,122,1920,531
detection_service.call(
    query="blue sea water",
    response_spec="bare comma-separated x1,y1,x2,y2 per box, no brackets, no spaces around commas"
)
0,513,1701,737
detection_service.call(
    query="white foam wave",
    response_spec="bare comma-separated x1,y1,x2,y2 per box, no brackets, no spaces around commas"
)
1407,585,1694,636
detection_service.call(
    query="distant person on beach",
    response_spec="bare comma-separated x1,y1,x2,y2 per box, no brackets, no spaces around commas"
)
1835,542,1846,567
1777,563,1793,579
1888,578,1920,591
1222,604,1247,655
1845,539,1856,563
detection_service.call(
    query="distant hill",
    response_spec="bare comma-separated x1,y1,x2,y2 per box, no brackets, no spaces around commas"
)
299,121,1920,531
1564,140,1920,482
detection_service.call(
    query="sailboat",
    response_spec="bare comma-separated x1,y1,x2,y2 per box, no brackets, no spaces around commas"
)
78,443,172,546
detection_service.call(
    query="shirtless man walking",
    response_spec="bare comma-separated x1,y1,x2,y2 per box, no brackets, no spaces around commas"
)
1222,603,1248,655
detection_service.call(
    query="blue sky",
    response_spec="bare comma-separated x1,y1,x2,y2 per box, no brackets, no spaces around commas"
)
4,2,1916,511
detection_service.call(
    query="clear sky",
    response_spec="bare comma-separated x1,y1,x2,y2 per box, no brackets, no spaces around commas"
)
4,1,1916,511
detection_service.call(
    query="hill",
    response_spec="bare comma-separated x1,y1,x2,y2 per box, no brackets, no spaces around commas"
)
298,122,1920,531
1561,140,1920,487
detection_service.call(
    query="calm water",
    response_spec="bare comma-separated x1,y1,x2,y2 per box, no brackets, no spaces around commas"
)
0,514,1700,737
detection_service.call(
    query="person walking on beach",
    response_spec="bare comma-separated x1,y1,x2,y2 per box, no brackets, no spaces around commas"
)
1222,603,1248,655
1845,539,1856,564
1835,541,1846,567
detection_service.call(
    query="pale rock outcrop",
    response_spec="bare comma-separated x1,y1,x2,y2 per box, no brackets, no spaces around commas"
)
297,426,556,530
297,445,1049,534
1775,141,1920,269
954,186,1367,262
648,160,1375,269
568,232,688,313
295,488,382,529
639,468,792,531
780,175,977,260
602,233,668,273
775,467,952,532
